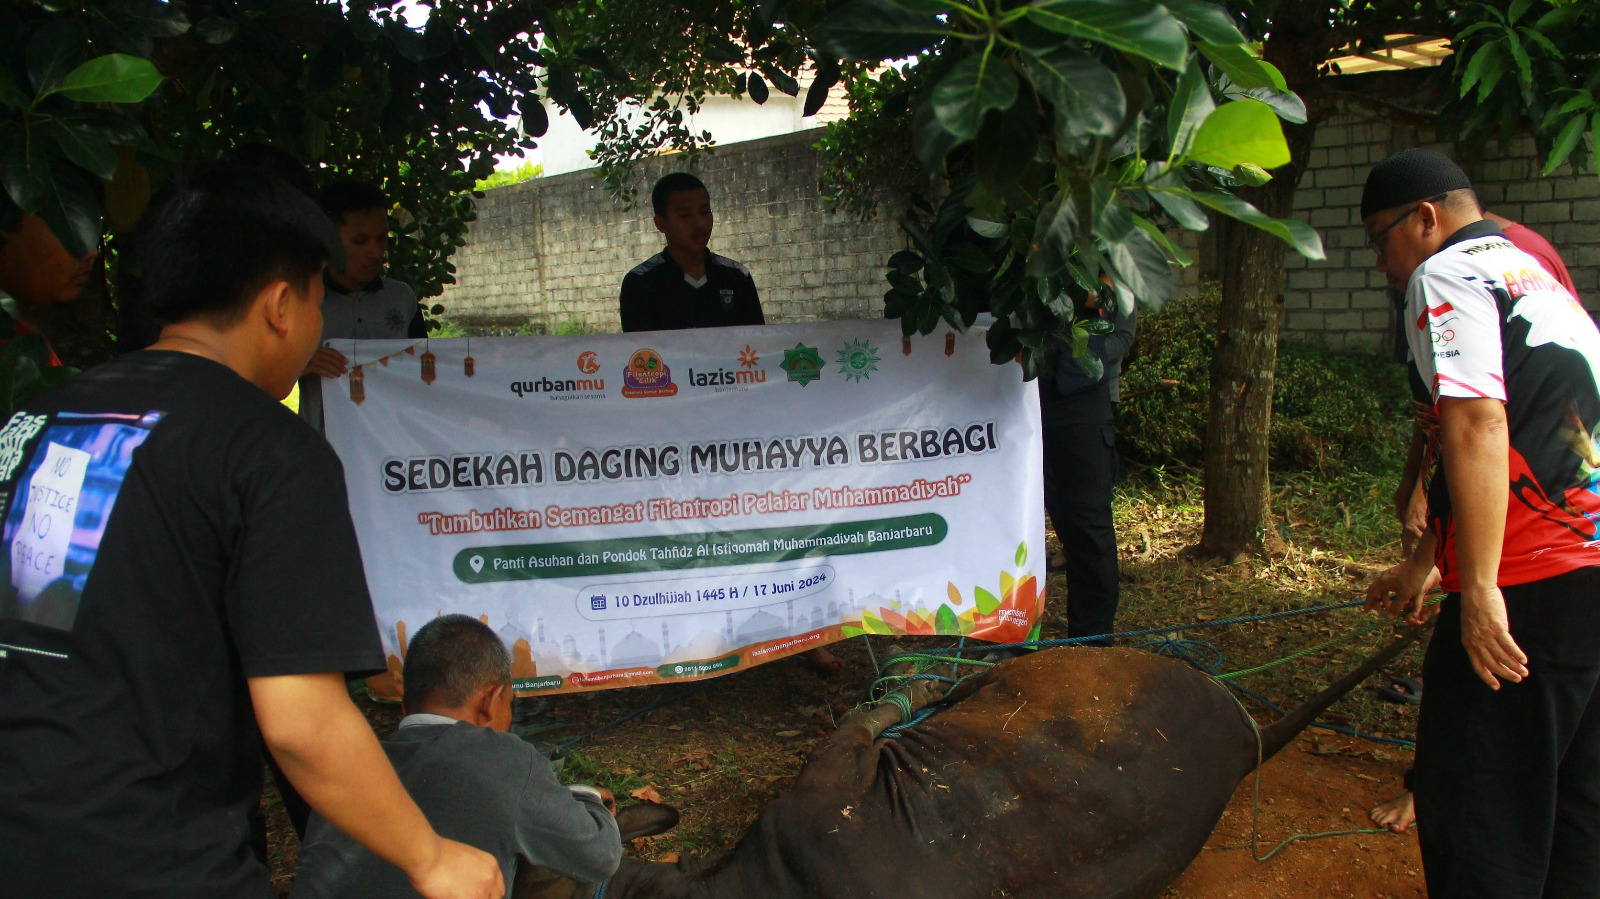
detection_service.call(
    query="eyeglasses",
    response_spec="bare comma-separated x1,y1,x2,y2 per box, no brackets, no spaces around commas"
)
1367,194,1447,258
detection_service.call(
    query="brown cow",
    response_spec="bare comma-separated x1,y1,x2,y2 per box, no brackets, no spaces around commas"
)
524,631,1422,899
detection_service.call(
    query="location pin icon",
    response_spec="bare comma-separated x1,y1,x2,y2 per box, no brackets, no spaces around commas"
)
469,555,485,574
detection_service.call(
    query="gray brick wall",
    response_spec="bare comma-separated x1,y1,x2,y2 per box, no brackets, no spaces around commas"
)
437,130,908,331
441,110,1588,352
1282,110,1600,353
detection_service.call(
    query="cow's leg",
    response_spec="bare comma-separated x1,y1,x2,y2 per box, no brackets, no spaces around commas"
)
799,677,944,792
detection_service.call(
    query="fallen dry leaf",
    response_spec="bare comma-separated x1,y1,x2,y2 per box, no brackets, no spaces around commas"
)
630,785,664,803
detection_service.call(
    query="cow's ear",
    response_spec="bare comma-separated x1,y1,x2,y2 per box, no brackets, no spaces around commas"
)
617,801,680,840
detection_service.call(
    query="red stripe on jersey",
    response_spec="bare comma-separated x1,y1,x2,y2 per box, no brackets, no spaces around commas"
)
1433,375,1496,399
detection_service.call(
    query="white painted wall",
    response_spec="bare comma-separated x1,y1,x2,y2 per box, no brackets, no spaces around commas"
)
500,74,850,177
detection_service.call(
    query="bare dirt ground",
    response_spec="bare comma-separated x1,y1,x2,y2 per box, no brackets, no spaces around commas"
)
268,472,1428,896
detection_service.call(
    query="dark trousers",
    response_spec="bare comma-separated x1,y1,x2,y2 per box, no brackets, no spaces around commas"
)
1040,405,1120,644
1414,566,1600,899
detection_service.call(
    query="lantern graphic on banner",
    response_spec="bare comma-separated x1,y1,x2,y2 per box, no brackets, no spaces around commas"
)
420,350,436,385
349,365,365,405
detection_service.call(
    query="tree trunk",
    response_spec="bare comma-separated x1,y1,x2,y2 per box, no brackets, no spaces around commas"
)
1197,13,1325,559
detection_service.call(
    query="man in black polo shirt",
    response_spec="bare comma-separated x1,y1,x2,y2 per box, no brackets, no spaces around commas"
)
618,172,763,332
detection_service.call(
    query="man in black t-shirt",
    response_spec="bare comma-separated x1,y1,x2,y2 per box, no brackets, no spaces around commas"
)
618,172,764,332
0,168,503,899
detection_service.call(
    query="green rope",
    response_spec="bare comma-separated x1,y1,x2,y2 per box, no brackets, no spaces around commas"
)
1217,680,1397,863
877,691,913,724
1215,614,1392,681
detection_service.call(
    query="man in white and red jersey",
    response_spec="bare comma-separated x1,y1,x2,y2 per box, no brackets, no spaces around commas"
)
1363,148,1600,898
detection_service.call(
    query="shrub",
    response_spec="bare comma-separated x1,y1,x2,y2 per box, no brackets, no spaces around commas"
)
1116,284,1410,476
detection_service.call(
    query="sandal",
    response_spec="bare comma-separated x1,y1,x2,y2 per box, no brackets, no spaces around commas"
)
1376,676,1423,705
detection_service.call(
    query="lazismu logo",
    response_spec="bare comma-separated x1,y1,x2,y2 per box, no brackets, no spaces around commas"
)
510,376,605,397
688,367,766,387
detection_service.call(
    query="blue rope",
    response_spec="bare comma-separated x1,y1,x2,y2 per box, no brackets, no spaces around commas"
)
593,879,607,899
555,682,711,752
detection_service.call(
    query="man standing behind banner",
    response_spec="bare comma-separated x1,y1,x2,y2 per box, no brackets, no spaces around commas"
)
618,173,764,332
1361,148,1600,898
617,174,848,673
298,179,425,430
1041,289,1135,645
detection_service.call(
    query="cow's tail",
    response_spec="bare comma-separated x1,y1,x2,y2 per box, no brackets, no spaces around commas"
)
1255,621,1431,763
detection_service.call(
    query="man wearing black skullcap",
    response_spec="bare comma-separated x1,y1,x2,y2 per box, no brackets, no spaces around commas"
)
1361,147,1600,898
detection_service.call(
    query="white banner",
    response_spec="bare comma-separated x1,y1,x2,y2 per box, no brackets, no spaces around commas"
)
323,320,1044,696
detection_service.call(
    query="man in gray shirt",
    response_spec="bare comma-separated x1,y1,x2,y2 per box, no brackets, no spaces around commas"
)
292,615,622,898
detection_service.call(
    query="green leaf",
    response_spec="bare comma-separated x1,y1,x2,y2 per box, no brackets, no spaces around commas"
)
888,249,924,273
1097,193,1135,242
815,0,949,62
931,53,1019,142
1544,113,1587,174
1027,190,1079,277
1508,0,1534,25
1519,25,1561,60
748,72,770,104
1168,187,1324,260
43,121,118,179
0,67,27,110
760,64,800,97
966,215,1008,238
1198,43,1287,92
1164,0,1245,45
27,20,87,94
1024,48,1124,139
1503,28,1533,88
804,56,841,117
1167,54,1214,153
1221,84,1307,125
1592,110,1600,184
1458,40,1501,98
195,17,239,44
935,604,962,635
1131,212,1194,265
0,154,101,258
52,54,164,104
1232,162,1271,186
1025,0,1188,71
1015,541,1028,567
1105,226,1176,311
1476,43,1510,103
1147,185,1209,230
1185,99,1290,170
974,586,1001,614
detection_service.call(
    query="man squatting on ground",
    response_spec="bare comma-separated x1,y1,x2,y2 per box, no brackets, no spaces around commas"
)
293,614,622,897
0,167,503,899
1361,148,1600,898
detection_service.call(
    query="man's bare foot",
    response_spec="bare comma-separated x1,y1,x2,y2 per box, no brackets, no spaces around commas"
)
800,646,845,676
1369,791,1416,833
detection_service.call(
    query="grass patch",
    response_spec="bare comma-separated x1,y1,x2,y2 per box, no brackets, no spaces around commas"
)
1108,467,1421,748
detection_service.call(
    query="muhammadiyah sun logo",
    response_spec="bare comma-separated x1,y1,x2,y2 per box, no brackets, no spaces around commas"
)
835,339,880,383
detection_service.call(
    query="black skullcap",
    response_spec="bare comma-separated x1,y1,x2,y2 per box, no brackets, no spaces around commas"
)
1360,149,1473,220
